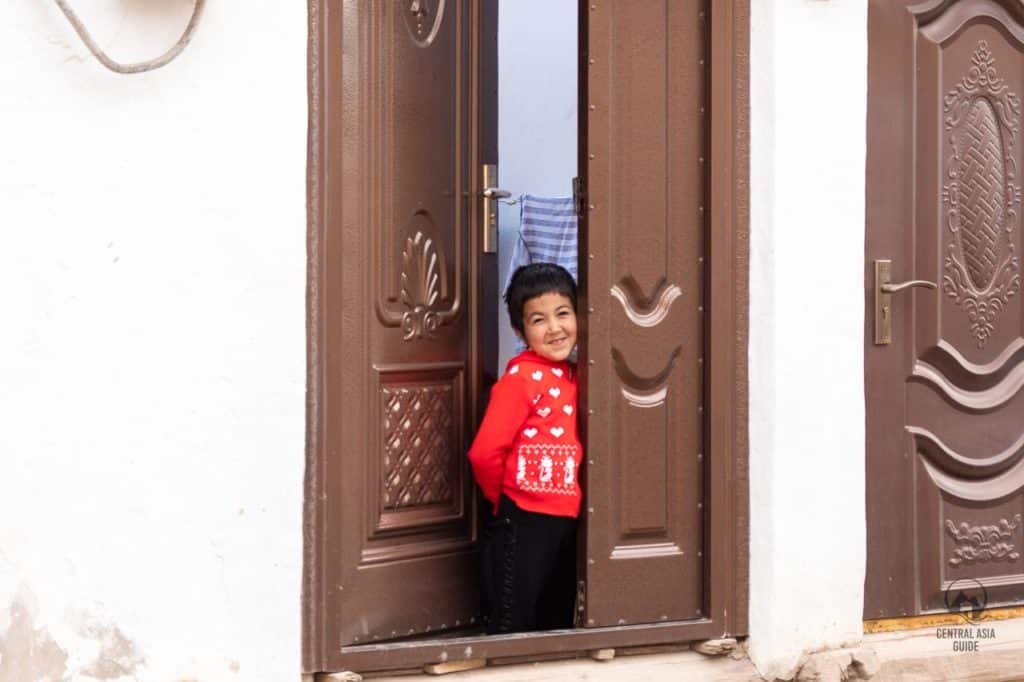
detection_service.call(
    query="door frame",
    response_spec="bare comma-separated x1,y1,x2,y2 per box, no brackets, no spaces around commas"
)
303,0,750,674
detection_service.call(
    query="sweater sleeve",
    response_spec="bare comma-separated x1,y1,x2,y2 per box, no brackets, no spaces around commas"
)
467,371,530,509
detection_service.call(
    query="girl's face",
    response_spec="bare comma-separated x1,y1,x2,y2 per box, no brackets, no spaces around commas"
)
519,292,578,363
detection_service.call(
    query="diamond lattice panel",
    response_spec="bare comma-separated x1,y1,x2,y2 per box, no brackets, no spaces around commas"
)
381,384,455,510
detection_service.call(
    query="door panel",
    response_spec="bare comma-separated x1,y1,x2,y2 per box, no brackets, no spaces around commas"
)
867,0,1024,619
320,0,496,648
582,0,707,627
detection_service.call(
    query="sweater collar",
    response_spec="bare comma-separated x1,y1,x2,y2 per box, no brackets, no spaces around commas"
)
509,349,571,370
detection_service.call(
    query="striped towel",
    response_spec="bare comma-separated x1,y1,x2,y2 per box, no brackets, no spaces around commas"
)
503,194,578,296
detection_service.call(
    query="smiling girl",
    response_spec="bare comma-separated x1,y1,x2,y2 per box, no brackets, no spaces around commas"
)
468,263,582,634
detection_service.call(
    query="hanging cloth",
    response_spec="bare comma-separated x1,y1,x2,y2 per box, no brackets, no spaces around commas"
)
503,194,579,296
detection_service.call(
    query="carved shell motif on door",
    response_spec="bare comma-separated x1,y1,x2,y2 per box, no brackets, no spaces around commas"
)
400,231,441,340
375,204,461,341
942,41,1022,348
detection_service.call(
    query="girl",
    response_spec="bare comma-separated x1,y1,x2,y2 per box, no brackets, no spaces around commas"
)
468,263,582,633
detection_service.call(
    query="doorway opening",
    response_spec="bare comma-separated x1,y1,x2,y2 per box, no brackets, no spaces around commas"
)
494,2,579,372
303,0,749,675
457,0,584,641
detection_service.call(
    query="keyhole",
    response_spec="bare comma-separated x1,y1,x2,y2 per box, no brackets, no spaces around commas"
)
410,0,430,21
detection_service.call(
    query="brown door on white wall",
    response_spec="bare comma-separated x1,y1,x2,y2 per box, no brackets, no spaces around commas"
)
307,0,749,673
309,0,498,656
866,0,1024,619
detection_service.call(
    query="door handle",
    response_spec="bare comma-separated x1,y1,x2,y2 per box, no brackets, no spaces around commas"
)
482,187,511,200
480,164,506,254
881,279,937,294
874,259,937,345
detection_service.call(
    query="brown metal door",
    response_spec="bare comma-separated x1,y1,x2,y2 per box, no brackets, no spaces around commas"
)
866,0,1024,619
581,0,708,627
308,0,497,658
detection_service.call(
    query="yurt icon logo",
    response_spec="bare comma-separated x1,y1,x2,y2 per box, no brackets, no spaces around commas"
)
944,578,988,625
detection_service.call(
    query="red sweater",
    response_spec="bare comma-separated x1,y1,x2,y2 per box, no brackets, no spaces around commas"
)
468,350,582,518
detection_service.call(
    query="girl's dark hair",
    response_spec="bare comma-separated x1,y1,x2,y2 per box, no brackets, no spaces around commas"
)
504,263,577,337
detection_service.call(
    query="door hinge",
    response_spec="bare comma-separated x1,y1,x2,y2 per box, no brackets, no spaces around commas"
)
573,176,585,217
575,579,586,627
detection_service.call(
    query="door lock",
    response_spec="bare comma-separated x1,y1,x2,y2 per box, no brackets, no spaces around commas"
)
874,259,937,345
480,164,508,254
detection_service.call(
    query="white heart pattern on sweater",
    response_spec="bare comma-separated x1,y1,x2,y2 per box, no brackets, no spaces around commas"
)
536,407,551,417
563,405,573,416
509,365,519,374
532,370,544,381
548,387,561,399
550,426,565,438
551,368,563,378
523,428,538,438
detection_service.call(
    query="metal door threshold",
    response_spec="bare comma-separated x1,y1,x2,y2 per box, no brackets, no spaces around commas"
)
336,618,719,673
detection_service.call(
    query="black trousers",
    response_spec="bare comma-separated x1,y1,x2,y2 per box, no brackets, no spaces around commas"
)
481,495,578,634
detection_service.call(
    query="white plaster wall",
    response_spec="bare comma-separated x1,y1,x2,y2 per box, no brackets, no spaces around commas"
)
0,2,306,680
496,1,578,368
748,0,867,678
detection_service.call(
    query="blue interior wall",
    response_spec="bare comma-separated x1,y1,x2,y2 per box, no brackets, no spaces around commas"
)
497,1,578,368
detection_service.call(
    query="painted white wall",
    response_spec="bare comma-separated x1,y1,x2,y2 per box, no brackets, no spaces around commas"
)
748,0,867,678
0,2,306,681
0,0,872,679
496,1,578,368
